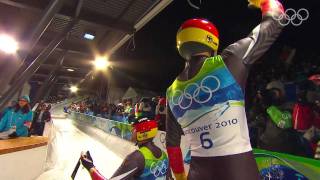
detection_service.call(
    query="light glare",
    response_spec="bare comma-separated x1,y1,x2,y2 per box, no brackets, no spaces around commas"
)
94,56,110,70
84,33,95,40
70,86,78,93
0,34,18,54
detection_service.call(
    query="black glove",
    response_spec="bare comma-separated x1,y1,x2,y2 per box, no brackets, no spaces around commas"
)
80,151,94,171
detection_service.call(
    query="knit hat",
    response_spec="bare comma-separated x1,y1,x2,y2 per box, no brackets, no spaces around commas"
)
20,95,30,103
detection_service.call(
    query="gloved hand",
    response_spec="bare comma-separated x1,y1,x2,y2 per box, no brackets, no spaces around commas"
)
249,0,284,17
80,151,95,171
248,0,261,8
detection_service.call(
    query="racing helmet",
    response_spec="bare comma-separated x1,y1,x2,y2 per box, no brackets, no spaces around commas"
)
133,118,158,142
176,18,219,60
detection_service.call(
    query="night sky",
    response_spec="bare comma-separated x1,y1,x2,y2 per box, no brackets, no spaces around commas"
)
111,0,320,93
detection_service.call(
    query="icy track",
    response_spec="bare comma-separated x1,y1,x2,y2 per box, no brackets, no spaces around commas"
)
37,118,123,180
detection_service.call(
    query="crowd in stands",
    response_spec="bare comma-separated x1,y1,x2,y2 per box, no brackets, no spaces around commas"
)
45,94,68,104
66,96,167,130
245,50,320,160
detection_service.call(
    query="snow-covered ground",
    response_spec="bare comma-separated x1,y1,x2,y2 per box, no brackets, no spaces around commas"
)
37,118,123,180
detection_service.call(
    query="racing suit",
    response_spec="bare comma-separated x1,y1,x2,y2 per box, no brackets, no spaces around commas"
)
84,142,171,180
166,0,285,179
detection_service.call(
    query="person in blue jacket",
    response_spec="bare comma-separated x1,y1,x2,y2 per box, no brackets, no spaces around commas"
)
0,95,33,139
0,100,16,119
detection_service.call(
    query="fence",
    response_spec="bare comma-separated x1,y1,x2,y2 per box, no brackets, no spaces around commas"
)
68,112,133,141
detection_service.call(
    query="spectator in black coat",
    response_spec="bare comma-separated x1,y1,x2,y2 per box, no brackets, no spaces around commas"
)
31,104,51,136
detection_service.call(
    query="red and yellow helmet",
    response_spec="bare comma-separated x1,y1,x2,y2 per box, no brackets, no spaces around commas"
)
133,118,158,142
176,18,219,60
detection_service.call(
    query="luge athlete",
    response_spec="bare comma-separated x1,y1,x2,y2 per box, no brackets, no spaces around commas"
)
80,118,172,180
165,0,285,179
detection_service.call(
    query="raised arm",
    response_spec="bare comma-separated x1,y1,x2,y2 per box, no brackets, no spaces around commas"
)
221,0,285,88
165,105,186,180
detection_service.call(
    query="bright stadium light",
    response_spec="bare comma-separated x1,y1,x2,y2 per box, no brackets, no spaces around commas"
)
70,86,78,93
67,68,75,72
94,56,110,70
0,34,18,54
84,33,95,40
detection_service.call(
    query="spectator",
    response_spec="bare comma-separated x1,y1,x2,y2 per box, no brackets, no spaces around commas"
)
138,97,153,119
305,75,320,158
150,97,158,119
79,101,86,113
92,102,100,116
124,100,135,123
266,76,285,98
309,74,320,86
63,105,68,113
107,103,116,119
257,89,313,157
134,102,141,120
31,103,51,136
247,89,271,147
292,90,313,132
155,97,167,131
0,96,33,139
315,141,320,160
100,103,108,118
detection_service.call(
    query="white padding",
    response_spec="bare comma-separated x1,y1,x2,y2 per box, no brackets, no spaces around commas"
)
0,145,47,180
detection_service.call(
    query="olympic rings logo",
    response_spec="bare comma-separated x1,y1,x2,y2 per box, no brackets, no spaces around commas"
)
277,113,289,128
263,158,284,179
171,75,221,110
150,160,168,177
272,8,309,26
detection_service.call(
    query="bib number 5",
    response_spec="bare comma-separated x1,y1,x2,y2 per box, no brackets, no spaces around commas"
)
200,132,213,149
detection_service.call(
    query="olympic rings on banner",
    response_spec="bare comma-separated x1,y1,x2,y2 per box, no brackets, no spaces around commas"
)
150,160,168,177
171,75,221,110
272,8,309,26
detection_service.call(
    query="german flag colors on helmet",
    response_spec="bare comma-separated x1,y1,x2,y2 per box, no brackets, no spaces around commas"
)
133,118,158,142
177,18,219,60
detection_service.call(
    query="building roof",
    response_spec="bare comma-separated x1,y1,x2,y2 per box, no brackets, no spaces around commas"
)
0,0,172,92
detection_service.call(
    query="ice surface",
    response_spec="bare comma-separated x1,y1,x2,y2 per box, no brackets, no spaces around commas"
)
37,118,123,180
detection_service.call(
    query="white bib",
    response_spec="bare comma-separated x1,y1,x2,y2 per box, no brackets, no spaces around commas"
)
182,104,252,157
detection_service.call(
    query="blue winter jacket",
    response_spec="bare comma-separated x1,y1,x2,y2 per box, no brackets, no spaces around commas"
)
0,109,33,137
